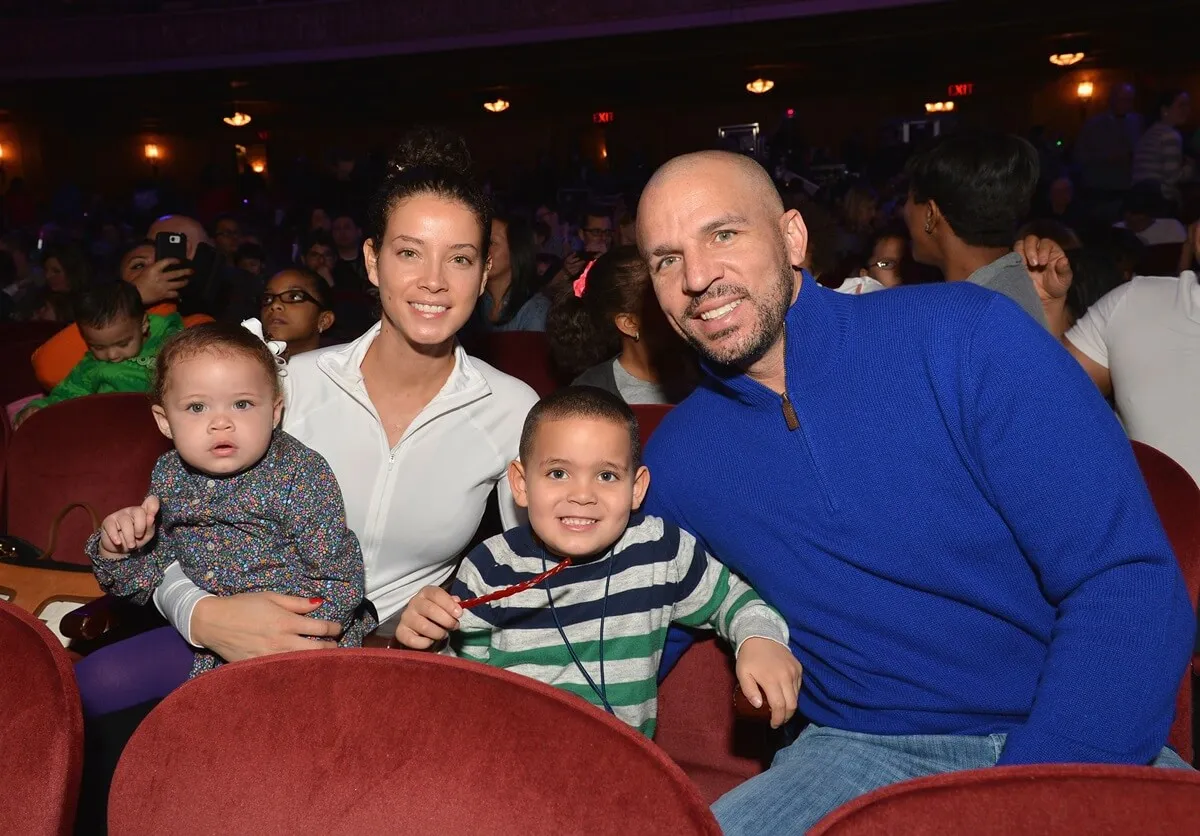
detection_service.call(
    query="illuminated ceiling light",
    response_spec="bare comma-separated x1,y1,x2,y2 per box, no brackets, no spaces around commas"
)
144,143,160,160
746,78,775,95
1076,81,1095,100
1049,52,1085,67
251,161,266,174
0,144,5,161
483,99,510,113
924,101,955,113
223,112,252,127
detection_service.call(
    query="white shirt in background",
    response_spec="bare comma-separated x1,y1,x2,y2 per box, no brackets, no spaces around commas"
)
1114,218,1187,247
1066,271,1200,486
834,276,886,295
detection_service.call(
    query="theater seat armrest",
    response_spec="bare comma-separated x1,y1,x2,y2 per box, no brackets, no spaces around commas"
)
60,594,124,641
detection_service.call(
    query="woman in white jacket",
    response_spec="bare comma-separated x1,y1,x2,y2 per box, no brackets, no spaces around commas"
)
77,128,537,715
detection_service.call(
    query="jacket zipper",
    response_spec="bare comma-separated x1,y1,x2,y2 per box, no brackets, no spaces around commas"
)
781,394,800,431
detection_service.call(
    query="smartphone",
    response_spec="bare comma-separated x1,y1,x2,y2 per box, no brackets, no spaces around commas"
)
155,231,188,264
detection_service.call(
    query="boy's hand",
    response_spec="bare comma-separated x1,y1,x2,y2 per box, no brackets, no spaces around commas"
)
735,637,803,729
395,586,463,650
98,496,160,559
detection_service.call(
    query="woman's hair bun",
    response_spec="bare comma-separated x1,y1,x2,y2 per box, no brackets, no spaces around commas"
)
390,126,473,175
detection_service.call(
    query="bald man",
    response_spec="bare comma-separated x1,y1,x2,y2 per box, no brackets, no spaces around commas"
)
638,151,1194,832
148,214,211,261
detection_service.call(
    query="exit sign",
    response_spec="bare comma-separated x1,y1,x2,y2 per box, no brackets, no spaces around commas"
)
947,82,974,97
593,111,615,124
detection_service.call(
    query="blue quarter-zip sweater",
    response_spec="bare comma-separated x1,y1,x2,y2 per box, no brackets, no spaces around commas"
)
645,277,1194,766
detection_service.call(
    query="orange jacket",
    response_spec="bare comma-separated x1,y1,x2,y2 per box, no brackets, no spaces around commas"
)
32,303,214,391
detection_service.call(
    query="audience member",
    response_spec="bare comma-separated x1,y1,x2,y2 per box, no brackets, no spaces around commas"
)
1115,181,1188,246
1132,90,1193,203
260,267,335,356
81,322,374,709
300,229,338,286
16,282,182,425
398,387,800,734
903,131,1049,328
475,212,538,330
546,245,696,404
635,150,1193,834
1074,82,1143,211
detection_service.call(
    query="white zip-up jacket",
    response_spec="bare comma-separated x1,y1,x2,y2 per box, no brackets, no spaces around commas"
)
153,323,538,640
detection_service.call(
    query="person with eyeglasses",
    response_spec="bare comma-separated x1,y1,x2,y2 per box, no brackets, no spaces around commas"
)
857,227,908,289
504,206,618,332
260,267,336,357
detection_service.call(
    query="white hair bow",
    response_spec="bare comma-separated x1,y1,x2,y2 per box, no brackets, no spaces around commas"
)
241,318,288,375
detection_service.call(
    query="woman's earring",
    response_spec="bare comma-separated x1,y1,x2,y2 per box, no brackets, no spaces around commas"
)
924,216,934,235
634,332,640,342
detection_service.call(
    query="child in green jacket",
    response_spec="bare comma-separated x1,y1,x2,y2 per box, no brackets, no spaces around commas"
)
17,282,183,425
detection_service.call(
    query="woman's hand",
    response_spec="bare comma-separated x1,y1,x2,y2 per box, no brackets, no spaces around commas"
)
190,592,343,663
130,258,193,306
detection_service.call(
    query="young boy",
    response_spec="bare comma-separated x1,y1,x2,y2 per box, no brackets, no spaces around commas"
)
16,282,183,425
398,386,802,736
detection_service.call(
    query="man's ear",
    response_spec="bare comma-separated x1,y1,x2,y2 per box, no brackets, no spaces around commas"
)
781,209,809,271
507,459,529,509
151,405,173,439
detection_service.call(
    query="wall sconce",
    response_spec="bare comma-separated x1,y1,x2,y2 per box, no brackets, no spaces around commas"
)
144,143,161,161
924,101,955,113
483,99,510,113
746,78,775,95
1049,52,1085,67
251,161,266,174
223,112,252,127
1076,81,1095,101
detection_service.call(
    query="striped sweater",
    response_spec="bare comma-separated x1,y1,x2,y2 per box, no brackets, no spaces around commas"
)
448,513,789,736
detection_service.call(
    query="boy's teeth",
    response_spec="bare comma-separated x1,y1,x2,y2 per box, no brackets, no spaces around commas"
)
412,303,447,313
700,299,742,321
562,518,597,525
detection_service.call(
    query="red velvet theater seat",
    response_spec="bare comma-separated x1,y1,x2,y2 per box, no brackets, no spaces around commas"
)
6,393,171,568
483,330,566,397
656,636,775,803
109,649,720,836
808,764,1200,835
0,321,59,406
1131,440,1200,765
632,403,672,450
0,599,84,836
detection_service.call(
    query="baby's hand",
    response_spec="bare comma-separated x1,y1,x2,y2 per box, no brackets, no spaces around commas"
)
98,496,160,559
395,586,462,650
735,637,803,729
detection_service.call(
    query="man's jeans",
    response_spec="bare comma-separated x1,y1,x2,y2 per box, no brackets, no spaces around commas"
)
712,724,1192,835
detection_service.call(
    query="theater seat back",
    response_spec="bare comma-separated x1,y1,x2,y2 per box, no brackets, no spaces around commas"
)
809,764,1200,835
483,331,566,396
0,599,83,836
110,650,720,836
1131,440,1200,764
6,393,171,567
